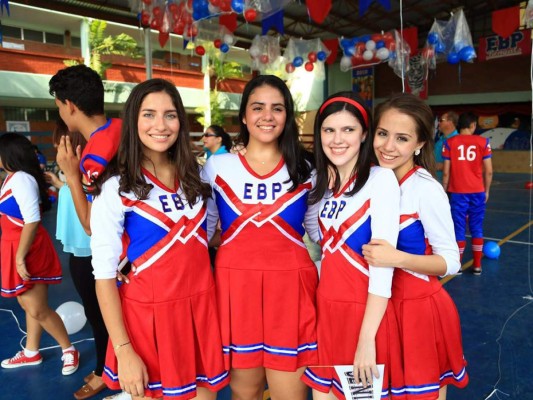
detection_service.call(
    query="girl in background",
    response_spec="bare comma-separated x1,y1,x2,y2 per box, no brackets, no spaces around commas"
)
202,75,319,400
301,92,405,399
364,93,468,399
202,125,232,159
90,79,228,400
0,133,79,376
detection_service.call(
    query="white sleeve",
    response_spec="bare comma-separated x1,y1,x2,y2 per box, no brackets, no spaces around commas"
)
90,178,125,279
368,168,400,298
12,173,41,223
419,179,460,276
304,171,320,243
200,158,219,240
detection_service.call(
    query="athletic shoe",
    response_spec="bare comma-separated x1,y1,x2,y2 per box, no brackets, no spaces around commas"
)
473,266,482,275
1,350,43,368
62,349,80,375
455,269,463,275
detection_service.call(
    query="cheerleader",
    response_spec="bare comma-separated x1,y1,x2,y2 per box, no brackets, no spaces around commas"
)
202,75,319,400
301,92,405,399
0,133,79,375
363,93,469,399
90,79,228,400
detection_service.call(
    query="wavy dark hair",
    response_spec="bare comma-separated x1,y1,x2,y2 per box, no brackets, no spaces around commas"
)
0,133,51,212
373,92,436,176
52,118,87,152
207,124,233,152
309,91,374,204
235,75,312,191
95,79,210,203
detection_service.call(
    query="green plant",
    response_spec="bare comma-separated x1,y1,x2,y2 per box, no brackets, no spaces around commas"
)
64,19,141,78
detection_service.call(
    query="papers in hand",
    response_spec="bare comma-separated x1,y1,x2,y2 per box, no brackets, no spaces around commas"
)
334,365,384,400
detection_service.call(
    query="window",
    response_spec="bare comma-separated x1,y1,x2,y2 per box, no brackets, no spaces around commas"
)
46,32,64,45
24,29,44,42
2,25,22,39
71,36,81,48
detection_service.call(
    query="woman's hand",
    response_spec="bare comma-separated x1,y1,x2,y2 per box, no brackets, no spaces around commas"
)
116,346,149,398
16,260,31,281
362,239,401,268
353,337,379,388
44,171,64,190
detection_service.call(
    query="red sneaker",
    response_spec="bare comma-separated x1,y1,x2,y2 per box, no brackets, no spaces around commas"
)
1,350,43,369
61,349,80,375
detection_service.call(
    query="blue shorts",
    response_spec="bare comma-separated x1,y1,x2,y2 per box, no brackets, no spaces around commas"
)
449,192,486,241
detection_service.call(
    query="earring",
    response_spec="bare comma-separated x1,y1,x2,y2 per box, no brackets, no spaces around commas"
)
414,149,421,156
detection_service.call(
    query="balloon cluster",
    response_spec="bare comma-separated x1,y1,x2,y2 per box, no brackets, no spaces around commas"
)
195,26,234,56
339,30,410,78
249,35,282,72
282,38,330,75
139,0,197,39
422,9,476,68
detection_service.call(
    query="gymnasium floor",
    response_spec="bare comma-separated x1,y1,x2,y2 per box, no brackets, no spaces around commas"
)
0,172,531,400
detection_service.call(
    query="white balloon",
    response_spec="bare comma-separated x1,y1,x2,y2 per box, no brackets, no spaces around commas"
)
365,40,376,51
249,45,261,58
363,50,374,61
223,34,234,45
340,55,352,71
56,301,87,335
376,47,390,60
208,4,220,14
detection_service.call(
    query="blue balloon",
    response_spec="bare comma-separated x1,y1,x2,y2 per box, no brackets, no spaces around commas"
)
317,51,327,61
435,41,445,54
220,43,229,53
360,34,371,43
293,56,304,67
231,0,244,13
344,46,355,56
483,241,501,259
427,32,439,45
447,52,459,64
376,40,385,49
340,38,351,49
459,45,476,62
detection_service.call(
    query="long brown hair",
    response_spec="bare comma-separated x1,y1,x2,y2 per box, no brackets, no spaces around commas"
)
96,79,210,203
373,93,436,176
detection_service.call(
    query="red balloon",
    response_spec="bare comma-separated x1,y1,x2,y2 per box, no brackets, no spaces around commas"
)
150,18,161,30
220,0,231,11
152,6,162,17
260,54,269,64
371,33,383,42
244,8,257,22
195,45,206,56
285,63,295,73
187,25,198,37
352,53,363,65
304,62,314,71
355,42,366,54
383,31,394,41
525,181,533,189
214,39,222,48
168,3,178,13
385,38,396,51
307,51,317,62
173,23,184,35
141,11,151,26
142,0,152,5
210,0,221,6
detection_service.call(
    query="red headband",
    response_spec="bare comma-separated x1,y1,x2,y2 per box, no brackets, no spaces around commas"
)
319,97,369,127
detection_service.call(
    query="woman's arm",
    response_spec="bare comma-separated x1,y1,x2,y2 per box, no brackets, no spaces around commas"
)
15,222,39,280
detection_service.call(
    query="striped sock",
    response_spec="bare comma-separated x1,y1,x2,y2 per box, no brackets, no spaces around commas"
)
472,238,484,268
457,240,466,262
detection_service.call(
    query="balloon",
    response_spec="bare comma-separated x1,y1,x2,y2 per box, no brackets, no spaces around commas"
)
152,6,162,17
140,11,150,26
459,45,476,62
231,0,244,13
308,51,317,62
285,63,295,73
249,45,260,58
376,47,389,60
223,33,234,45
195,45,206,56
207,3,219,14
447,52,459,64
317,51,327,61
525,181,533,189
365,40,376,51
340,55,352,70
483,241,500,259
220,43,229,53
435,41,445,54
362,50,374,61
427,32,439,45
293,56,304,67
259,54,269,64
244,8,257,22
344,46,355,57
375,40,385,49
56,301,87,335
214,38,222,48
304,61,314,71
143,0,152,4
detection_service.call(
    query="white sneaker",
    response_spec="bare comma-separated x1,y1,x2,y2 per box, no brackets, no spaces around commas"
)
102,391,132,400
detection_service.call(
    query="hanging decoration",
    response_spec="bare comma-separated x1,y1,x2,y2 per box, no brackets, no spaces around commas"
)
306,0,332,24
359,0,391,17
282,38,330,80
248,35,282,72
0,0,10,16
422,9,476,68
194,23,235,57
338,30,410,78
